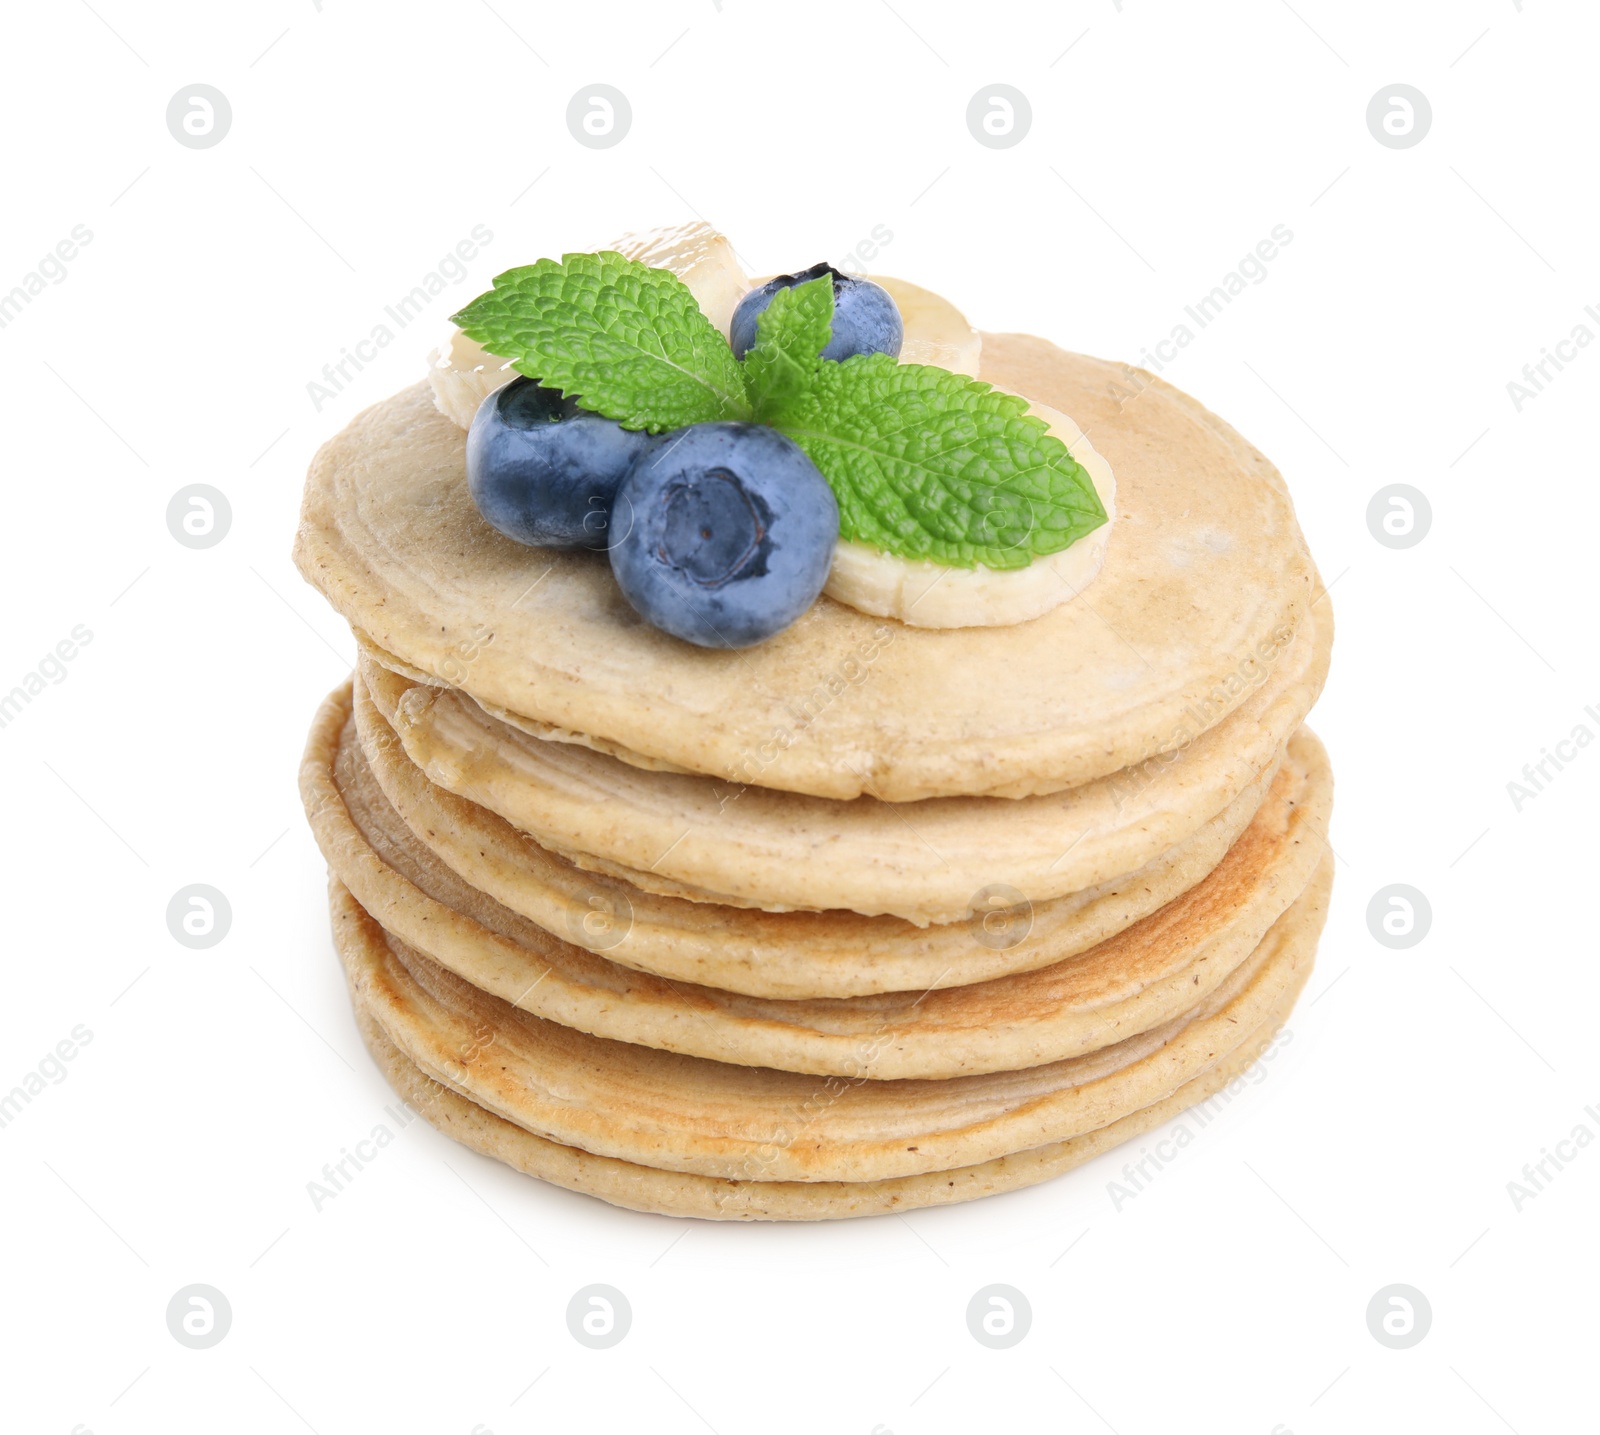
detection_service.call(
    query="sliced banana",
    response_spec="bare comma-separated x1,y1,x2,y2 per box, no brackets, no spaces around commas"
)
429,221,751,428
824,400,1117,629
874,274,982,377
608,221,750,340
427,329,519,429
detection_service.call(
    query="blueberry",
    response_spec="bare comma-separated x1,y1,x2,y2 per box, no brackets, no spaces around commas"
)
466,376,653,550
730,263,903,363
609,423,839,648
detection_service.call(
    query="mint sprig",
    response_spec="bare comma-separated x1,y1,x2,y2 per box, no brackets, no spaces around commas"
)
450,252,750,431
452,252,1107,569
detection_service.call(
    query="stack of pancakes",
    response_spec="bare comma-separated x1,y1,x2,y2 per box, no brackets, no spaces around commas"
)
294,335,1334,1220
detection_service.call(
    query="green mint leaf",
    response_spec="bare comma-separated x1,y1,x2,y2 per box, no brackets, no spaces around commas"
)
450,252,751,431
768,356,1108,570
741,275,833,422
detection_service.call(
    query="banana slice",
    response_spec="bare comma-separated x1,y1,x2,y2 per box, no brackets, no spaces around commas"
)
427,329,519,429
609,221,750,340
429,222,752,428
875,274,982,377
824,399,1117,629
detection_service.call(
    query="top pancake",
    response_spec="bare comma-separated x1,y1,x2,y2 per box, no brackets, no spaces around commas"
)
294,335,1315,801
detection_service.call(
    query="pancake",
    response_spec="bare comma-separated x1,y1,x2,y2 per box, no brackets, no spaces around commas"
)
304,679,1332,1077
349,982,1303,1220
354,677,1291,999
355,593,1326,923
334,856,1329,1182
293,338,1316,802
334,863,1324,1190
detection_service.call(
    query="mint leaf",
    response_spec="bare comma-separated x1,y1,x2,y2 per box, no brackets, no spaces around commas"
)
767,356,1108,570
741,275,833,422
451,252,751,431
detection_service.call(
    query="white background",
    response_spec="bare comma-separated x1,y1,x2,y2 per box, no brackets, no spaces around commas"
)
2,1,1596,1431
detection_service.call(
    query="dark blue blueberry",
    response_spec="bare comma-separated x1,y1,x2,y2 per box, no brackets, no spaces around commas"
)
465,376,653,550
608,422,839,649
729,263,903,363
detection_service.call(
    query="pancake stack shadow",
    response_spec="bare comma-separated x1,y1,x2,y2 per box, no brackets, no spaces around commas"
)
294,342,1336,1220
